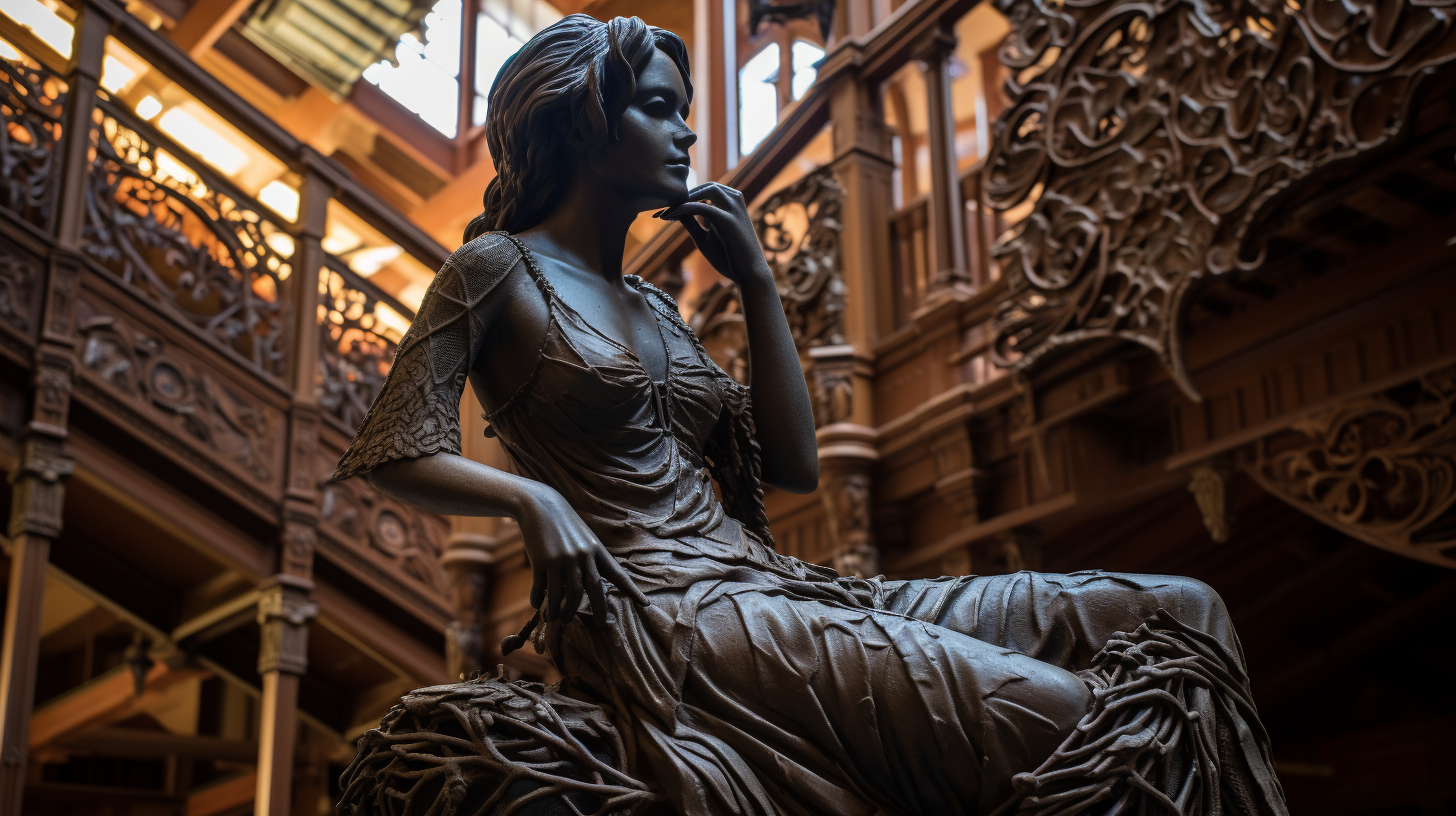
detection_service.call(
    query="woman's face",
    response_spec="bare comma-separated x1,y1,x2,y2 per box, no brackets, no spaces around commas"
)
583,47,696,210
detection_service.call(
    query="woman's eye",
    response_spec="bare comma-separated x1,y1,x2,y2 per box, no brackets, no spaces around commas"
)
642,100,670,116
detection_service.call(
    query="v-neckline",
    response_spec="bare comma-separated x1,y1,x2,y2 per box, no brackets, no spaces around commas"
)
509,235,671,386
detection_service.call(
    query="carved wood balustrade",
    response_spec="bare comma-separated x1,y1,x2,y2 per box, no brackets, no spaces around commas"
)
0,8,455,622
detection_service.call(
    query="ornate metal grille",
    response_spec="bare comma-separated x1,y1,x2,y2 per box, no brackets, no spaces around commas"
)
316,254,414,432
0,52,66,230
82,100,293,380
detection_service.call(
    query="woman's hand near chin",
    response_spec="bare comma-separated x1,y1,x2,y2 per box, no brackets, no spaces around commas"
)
657,183,821,494
656,182,774,291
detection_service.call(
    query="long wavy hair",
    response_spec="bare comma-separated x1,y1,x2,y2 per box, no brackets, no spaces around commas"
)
463,15,692,242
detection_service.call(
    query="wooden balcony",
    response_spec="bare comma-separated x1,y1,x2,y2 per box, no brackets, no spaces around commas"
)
0,0,454,625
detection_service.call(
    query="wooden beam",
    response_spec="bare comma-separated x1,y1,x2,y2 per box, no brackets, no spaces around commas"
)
57,727,257,762
29,662,211,749
187,771,257,816
169,0,256,59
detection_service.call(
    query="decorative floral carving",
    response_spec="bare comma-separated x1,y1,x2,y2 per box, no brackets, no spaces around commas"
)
319,468,450,596
822,468,879,578
0,239,41,337
317,257,412,432
75,296,282,487
0,53,65,229
692,167,847,404
984,0,1456,397
82,103,293,380
754,166,845,351
1248,364,1456,567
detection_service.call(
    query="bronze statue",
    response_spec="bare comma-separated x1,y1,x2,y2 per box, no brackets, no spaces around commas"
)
333,15,1289,816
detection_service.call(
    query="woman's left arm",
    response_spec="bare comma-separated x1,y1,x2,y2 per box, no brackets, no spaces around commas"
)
660,182,819,493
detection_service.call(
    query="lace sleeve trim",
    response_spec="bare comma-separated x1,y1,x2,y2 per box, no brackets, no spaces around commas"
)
332,233,523,481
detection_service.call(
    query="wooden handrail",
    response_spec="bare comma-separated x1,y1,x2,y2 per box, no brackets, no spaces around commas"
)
100,0,451,269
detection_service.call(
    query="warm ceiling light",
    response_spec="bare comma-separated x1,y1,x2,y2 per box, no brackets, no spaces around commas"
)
0,37,22,61
156,107,248,176
0,0,73,58
100,54,137,93
349,245,403,277
322,225,361,256
264,231,296,258
257,180,300,221
135,95,163,121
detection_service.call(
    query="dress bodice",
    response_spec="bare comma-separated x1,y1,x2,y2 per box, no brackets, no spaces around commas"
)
479,239,732,548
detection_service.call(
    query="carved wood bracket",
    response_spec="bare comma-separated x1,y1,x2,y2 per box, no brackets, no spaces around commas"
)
983,0,1456,398
256,575,318,676
1246,364,1456,567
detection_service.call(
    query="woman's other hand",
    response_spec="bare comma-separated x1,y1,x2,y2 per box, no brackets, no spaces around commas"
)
517,486,649,624
657,182,773,290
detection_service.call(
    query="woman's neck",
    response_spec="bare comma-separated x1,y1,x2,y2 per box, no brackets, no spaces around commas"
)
519,176,637,283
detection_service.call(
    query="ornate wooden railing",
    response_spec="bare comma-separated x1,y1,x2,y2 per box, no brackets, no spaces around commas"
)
0,2,455,621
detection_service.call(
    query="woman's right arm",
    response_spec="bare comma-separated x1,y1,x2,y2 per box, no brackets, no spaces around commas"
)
366,446,649,625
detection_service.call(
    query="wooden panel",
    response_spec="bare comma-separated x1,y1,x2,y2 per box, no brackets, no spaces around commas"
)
72,280,289,517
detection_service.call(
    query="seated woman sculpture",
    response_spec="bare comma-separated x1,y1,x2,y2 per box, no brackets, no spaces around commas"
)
332,14,1289,816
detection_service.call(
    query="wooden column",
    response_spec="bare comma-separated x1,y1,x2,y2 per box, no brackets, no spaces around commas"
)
253,161,329,816
0,8,111,812
917,23,970,301
693,0,739,180
254,575,317,816
442,533,495,681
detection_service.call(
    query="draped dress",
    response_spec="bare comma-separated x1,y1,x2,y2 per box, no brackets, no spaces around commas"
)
333,233,1289,816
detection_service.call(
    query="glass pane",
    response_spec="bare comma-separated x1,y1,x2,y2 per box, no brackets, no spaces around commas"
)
791,40,824,101
738,43,780,157
474,12,525,122
362,0,463,136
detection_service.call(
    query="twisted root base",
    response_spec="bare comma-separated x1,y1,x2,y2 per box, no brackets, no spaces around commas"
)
1002,611,1288,816
340,612,1284,816
337,678,659,816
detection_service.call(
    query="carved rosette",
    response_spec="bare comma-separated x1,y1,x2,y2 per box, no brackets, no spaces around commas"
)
984,0,1456,397
82,103,293,380
75,297,283,489
319,467,450,596
1247,364,1456,567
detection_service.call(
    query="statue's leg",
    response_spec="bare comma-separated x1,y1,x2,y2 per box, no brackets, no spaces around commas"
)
875,570,1242,673
683,588,1090,816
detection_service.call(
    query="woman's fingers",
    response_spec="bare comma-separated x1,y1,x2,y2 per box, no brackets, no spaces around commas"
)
561,562,585,624
582,557,611,623
597,550,650,607
660,201,729,225
686,182,745,210
529,564,546,611
545,564,564,622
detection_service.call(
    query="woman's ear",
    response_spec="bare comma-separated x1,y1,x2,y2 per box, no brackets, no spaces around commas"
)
557,113,592,154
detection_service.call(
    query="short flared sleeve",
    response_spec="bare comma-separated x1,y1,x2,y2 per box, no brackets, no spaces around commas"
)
332,233,523,481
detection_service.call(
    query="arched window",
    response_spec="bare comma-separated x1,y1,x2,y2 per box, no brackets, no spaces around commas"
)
362,0,553,138
738,43,780,156
790,39,824,101
737,36,825,158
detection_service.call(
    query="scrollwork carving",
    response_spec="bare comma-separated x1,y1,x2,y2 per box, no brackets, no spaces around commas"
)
1248,364,1456,567
0,53,65,229
754,167,846,351
82,104,292,380
984,0,1456,397
75,296,283,487
316,257,412,432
